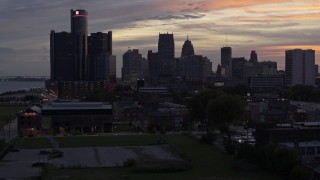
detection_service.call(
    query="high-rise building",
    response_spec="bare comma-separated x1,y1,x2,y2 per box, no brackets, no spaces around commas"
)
158,33,174,60
221,47,232,77
178,55,212,82
71,9,88,80
122,49,147,83
285,49,315,86
50,31,74,81
88,32,112,80
49,9,116,99
147,50,159,83
181,36,194,57
249,50,258,63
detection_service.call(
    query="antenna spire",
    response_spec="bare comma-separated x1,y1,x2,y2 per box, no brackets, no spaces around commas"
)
226,35,228,47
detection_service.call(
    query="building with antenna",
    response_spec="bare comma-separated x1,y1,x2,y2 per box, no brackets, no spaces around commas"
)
181,35,194,57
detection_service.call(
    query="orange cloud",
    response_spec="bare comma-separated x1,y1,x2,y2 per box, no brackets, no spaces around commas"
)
206,0,292,10
235,13,320,22
260,45,320,51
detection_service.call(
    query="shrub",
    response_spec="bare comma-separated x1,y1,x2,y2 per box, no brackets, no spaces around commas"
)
200,133,216,144
123,158,136,167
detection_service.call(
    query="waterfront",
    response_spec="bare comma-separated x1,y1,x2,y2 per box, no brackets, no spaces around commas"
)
0,81,45,94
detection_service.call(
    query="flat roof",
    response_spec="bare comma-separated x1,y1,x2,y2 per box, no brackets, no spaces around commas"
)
42,102,112,111
280,141,320,147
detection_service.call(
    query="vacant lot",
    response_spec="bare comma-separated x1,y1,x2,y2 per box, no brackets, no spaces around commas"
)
0,145,179,179
46,134,281,180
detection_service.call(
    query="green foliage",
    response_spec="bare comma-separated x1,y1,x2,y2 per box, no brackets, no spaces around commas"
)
282,85,320,102
187,89,225,123
123,158,136,167
236,143,255,161
272,146,300,176
200,132,216,144
242,142,301,178
289,165,311,180
206,94,244,130
83,90,116,102
223,84,251,96
0,105,26,127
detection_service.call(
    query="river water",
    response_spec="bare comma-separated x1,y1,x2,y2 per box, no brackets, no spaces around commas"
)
0,81,45,94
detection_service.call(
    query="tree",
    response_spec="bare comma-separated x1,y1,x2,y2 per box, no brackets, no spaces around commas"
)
206,94,244,132
187,89,224,124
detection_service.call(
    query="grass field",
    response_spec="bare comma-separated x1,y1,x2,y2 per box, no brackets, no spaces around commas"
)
0,105,27,127
14,137,52,149
45,134,281,180
54,134,161,147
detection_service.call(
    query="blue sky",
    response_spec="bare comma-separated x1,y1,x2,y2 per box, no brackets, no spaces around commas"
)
0,0,319,77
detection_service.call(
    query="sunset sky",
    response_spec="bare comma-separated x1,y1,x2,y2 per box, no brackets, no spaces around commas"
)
0,0,319,77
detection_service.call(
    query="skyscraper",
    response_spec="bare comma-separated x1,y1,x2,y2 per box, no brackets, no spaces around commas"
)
285,49,315,86
181,36,194,57
49,9,116,99
88,32,112,80
50,31,74,81
122,49,147,83
157,33,175,77
249,50,258,63
71,9,88,80
158,33,174,60
221,47,232,77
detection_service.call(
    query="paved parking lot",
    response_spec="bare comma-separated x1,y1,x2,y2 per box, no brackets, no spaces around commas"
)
0,145,179,178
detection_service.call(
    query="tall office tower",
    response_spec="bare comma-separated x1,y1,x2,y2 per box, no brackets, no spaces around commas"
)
158,33,175,77
249,50,258,63
231,57,247,79
71,9,88,80
147,50,159,82
50,31,74,81
88,32,112,80
221,47,232,77
122,49,147,83
181,37,194,57
285,49,315,86
158,33,174,60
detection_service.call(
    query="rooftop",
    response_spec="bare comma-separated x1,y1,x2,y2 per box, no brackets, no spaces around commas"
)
42,102,112,111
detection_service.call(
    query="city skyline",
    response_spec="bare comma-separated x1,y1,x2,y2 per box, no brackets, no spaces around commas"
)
0,0,319,77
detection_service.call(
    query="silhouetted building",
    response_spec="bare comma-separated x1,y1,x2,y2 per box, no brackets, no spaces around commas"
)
232,57,247,79
249,76,284,94
50,31,74,81
258,61,277,75
49,9,116,99
221,47,232,77
178,55,212,82
95,55,116,83
158,33,174,60
181,36,194,57
147,50,159,83
88,32,112,80
249,50,258,63
158,33,175,77
71,9,88,80
285,49,315,86
122,49,147,84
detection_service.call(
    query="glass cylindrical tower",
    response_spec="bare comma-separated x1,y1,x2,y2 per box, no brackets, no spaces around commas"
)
71,9,88,80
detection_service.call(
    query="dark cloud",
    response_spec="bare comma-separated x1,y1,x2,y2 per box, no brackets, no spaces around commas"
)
148,13,205,20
